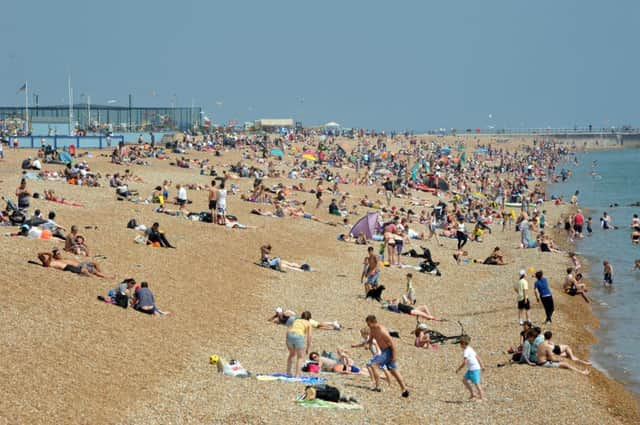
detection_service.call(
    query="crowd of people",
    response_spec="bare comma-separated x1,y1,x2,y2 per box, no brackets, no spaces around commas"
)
5,129,630,405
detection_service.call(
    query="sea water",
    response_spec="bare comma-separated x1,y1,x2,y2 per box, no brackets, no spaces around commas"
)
551,148,640,394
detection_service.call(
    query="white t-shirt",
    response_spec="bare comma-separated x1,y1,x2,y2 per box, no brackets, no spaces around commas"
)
464,346,481,371
178,187,187,201
218,189,227,208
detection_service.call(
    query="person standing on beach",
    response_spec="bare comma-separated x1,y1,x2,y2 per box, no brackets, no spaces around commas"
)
427,209,443,246
456,218,468,250
514,270,530,325
286,311,312,377
315,181,324,209
534,270,555,324
208,180,218,223
217,182,227,225
362,315,409,397
176,184,188,212
362,246,380,293
456,335,485,401
382,176,394,206
573,210,584,239
603,261,614,287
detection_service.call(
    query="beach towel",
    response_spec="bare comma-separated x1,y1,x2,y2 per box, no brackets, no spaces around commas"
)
255,373,325,385
295,399,362,410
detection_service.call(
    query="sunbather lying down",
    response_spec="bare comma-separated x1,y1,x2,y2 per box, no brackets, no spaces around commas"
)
268,307,341,330
37,249,110,278
306,348,368,375
453,246,510,265
260,244,311,272
384,298,443,321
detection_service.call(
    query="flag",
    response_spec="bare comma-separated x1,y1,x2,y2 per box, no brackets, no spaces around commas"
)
17,83,26,94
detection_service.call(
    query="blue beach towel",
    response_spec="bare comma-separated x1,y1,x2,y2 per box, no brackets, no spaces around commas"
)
255,373,326,385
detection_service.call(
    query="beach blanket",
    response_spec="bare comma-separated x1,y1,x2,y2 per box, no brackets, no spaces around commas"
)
256,373,325,385
295,399,362,410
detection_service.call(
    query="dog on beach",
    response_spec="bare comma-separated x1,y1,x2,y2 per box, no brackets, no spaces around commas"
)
366,285,386,302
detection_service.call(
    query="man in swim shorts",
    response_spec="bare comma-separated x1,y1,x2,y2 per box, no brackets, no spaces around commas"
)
362,246,380,293
38,249,86,275
537,335,590,375
363,315,409,397
542,331,592,366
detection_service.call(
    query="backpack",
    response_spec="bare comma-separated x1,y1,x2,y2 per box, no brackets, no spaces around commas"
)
127,218,137,229
199,212,213,223
114,292,129,309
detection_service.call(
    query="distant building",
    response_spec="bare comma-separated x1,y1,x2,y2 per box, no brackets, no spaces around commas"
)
0,104,201,132
253,118,294,131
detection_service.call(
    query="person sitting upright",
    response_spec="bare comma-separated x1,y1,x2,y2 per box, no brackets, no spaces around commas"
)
145,222,176,248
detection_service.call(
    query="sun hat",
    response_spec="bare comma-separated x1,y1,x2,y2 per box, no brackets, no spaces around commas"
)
275,307,283,314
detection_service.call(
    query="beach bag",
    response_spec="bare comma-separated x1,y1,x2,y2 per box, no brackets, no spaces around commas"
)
127,218,137,229
221,360,249,377
305,385,340,402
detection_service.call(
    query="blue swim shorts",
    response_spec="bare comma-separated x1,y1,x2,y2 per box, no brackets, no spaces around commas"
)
464,369,481,384
367,348,397,370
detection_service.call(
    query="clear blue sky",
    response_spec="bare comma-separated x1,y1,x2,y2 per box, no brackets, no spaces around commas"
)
1,0,638,130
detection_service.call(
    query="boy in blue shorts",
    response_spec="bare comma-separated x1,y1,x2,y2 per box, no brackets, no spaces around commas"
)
456,335,485,401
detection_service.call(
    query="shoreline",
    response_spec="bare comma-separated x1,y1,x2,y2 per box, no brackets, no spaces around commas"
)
548,191,640,420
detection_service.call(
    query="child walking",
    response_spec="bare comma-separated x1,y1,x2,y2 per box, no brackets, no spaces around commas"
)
456,335,485,401
402,273,416,305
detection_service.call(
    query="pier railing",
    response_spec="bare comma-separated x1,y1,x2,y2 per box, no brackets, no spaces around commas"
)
9,135,125,149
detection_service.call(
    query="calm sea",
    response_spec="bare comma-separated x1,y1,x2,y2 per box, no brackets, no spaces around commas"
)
551,148,640,394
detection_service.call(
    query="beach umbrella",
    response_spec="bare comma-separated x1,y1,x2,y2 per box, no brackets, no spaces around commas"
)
59,151,73,164
270,148,284,158
350,212,381,240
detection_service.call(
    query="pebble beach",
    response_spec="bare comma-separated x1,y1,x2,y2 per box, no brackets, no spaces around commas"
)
0,135,639,425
